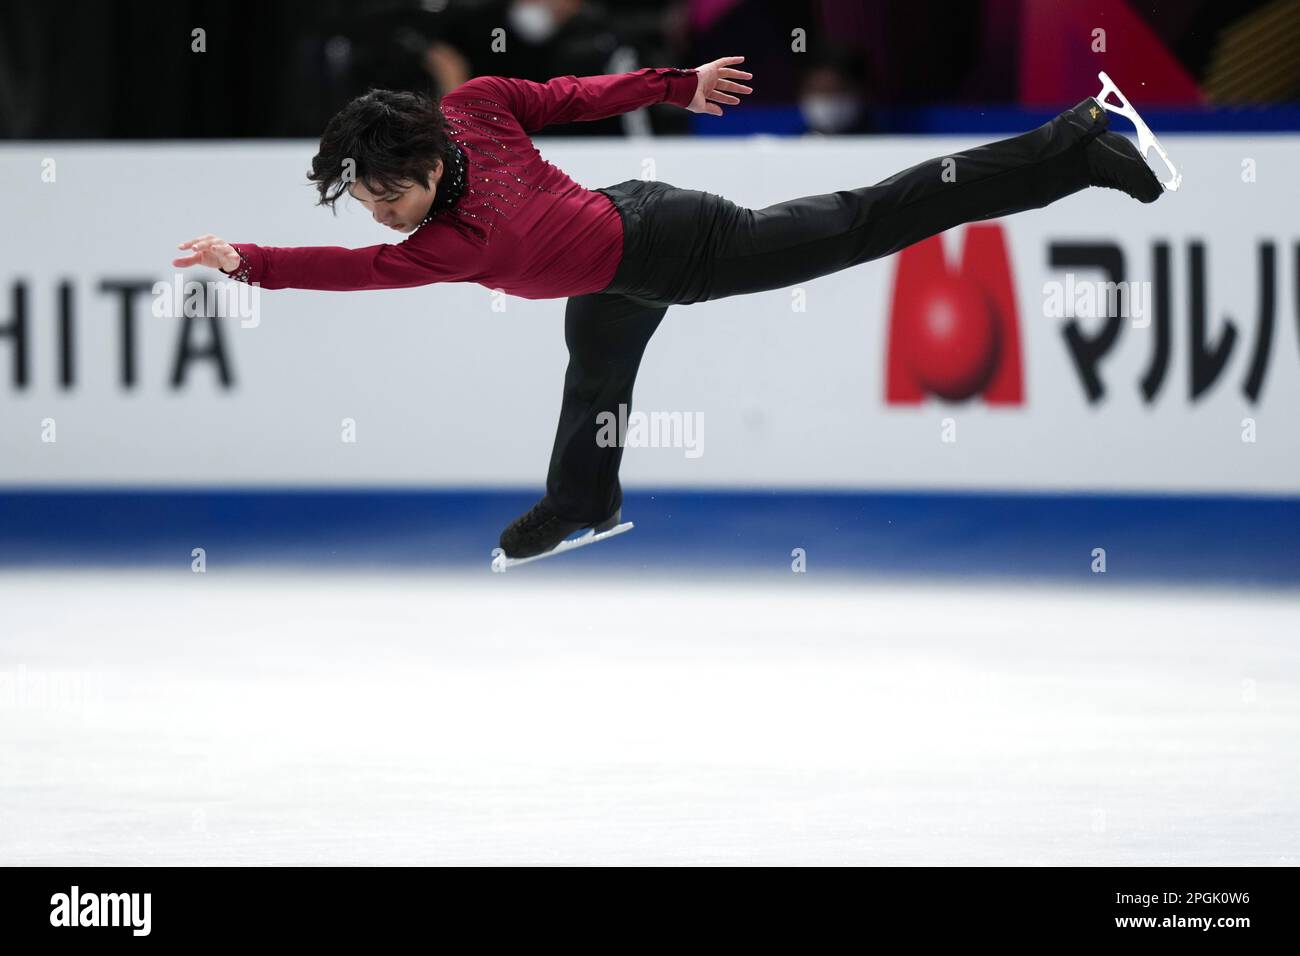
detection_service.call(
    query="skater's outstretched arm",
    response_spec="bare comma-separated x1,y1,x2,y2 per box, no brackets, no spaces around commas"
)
172,235,462,291
452,56,753,131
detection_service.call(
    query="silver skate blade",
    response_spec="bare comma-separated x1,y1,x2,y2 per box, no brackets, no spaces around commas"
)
491,521,635,572
1096,71,1182,192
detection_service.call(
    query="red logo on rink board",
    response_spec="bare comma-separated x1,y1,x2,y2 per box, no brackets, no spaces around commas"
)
885,225,1023,404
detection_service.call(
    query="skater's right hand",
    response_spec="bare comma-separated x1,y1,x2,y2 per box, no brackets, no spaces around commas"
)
173,235,241,272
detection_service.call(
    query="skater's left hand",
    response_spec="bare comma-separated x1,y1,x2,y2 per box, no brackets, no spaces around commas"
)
686,56,754,117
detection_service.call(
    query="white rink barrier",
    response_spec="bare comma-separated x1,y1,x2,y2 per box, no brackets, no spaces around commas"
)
1,137,1297,495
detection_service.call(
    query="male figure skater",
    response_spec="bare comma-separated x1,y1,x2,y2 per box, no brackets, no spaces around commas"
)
174,56,1166,562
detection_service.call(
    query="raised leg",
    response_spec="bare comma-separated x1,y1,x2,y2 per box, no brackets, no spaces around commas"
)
699,99,1109,301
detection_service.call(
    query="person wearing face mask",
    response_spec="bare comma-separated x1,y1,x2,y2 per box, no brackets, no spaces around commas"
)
506,0,571,45
799,54,874,135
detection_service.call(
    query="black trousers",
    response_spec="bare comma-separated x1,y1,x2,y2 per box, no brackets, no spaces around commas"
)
542,98,1108,522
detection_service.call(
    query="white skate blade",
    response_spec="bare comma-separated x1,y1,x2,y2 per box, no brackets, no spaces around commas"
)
1095,71,1182,192
491,521,635,572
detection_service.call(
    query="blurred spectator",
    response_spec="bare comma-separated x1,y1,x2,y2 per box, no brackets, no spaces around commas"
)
427,0,686,135
798,48,874,134
1,0,1294,140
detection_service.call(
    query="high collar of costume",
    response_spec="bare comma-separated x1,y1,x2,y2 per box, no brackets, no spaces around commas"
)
419,142,468,226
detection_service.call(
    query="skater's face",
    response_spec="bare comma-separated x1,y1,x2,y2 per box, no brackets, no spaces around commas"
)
350,160,444,233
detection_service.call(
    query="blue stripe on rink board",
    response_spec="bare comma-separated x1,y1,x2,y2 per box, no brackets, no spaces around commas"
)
689,105,1300,136
867,105,1300,134
0,489,1297,585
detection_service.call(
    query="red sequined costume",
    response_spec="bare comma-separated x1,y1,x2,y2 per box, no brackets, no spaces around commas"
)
221,68,699,300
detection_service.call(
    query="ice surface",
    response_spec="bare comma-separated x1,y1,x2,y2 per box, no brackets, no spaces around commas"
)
1,570,1297,865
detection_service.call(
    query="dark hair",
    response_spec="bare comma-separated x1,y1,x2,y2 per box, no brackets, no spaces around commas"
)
308,89,455,210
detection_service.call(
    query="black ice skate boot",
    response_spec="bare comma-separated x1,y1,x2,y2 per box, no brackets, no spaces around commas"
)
499,499,623,559
1084,129,1164,203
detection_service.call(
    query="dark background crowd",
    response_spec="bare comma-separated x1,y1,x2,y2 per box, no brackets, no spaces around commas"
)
1,0,1297,139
